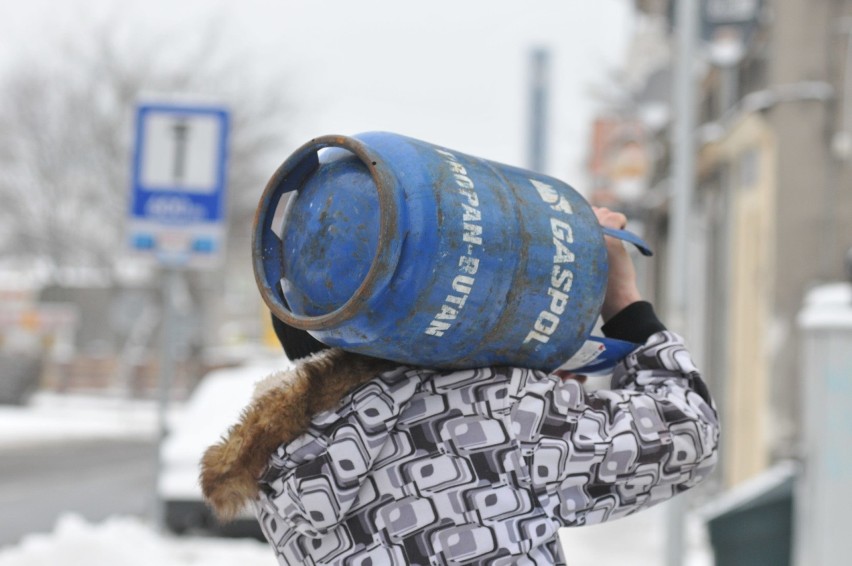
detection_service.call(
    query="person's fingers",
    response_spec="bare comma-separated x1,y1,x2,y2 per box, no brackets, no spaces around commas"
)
553,369,588,384
593,206,627,231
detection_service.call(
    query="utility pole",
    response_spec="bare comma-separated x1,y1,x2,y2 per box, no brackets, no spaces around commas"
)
666,0,700,565
129,100,230,532
528,47,550,173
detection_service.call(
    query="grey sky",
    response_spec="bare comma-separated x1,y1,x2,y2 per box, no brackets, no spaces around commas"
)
0,0,633,189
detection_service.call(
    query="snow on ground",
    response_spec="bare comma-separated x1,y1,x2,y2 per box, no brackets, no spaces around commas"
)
558,502,714,566
0,386,278,566
0,514,274,566
0,391,159,448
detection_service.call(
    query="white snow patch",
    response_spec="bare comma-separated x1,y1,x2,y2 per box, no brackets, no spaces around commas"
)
558,502,714,566
0,392,159,448
0,514,274,566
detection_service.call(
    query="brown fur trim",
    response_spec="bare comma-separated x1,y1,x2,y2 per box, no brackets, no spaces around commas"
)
200,349,398,522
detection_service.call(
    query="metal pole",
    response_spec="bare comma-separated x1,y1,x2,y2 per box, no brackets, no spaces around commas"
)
528,47,550,173
154,266,180,532
666,0,700,565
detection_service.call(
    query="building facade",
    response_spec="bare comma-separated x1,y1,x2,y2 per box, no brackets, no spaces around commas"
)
591,0,852,489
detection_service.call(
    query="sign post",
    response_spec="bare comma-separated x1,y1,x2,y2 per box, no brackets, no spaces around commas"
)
129,101,230,268
128,100,230,531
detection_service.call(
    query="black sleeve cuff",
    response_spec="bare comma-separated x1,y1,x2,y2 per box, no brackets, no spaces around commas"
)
601,301,667,344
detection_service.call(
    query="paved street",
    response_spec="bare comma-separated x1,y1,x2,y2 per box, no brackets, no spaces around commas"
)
0,438,158,548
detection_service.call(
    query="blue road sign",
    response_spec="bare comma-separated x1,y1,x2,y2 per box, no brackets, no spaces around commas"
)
128,101,230,268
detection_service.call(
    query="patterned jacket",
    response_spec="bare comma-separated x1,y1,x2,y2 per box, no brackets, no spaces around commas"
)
202,313,719,565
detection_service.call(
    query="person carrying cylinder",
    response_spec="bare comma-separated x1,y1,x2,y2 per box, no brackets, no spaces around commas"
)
201,204,719,566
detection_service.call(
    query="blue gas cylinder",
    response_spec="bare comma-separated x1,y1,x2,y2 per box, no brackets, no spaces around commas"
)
253,132,650,372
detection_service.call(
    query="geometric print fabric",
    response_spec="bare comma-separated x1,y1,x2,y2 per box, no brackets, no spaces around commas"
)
255,331,720,565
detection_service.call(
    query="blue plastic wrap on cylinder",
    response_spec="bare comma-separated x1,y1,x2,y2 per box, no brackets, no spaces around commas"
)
254,132,615,371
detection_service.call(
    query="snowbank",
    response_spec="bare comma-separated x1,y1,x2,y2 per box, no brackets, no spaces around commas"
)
0,392,159,449
0,514,274,566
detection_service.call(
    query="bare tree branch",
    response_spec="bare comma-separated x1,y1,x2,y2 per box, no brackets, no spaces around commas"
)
0,14,293,284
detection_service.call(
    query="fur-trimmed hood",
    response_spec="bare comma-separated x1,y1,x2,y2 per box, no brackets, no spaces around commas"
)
200,348,399,522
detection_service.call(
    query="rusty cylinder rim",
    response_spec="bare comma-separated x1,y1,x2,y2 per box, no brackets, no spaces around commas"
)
252,134,403,331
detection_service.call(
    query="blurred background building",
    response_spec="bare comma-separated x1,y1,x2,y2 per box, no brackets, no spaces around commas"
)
587,0,852,562
0,22,291,401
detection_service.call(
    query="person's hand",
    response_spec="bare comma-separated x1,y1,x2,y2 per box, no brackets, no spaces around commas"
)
594,207,642,321
552,370,588,384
